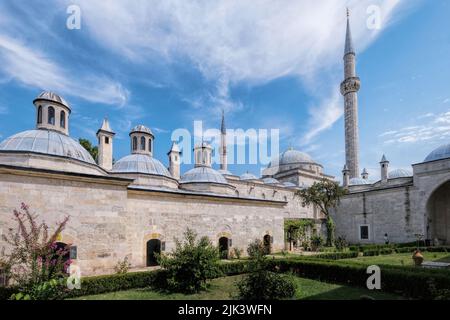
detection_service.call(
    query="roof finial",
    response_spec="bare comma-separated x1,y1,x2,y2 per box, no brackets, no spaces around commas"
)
347,7,350,18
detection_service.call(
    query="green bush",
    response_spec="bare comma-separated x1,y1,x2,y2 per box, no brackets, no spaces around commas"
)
236,239,296,300
236,271,296,300
311,235,324,251
158,228,221,294
334,236,348,252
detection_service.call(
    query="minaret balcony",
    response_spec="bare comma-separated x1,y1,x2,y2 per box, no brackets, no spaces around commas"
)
340,77,361,95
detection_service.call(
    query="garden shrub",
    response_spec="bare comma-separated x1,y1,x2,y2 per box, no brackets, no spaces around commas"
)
157,228,221,294
334,236,348,252
315,252,358,260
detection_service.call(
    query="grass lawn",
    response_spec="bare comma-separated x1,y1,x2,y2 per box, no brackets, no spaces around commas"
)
73,275,402,300
340,252,450,267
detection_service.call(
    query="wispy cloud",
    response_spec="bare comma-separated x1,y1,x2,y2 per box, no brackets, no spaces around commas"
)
381,111,450,144
73,0,407,135
0,35,128,106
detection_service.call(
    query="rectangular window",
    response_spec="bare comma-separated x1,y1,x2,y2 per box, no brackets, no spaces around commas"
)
105,137,109,144
359,225,369,240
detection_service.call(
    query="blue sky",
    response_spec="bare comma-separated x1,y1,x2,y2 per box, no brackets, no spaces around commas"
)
0,0,449,180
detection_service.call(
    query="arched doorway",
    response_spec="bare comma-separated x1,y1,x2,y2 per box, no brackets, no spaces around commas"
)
146,239,161,266
49,242,71,274
263,235,272,255
218,237,229,259
428,181,450,245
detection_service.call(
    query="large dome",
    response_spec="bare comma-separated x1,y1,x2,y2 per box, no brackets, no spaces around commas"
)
111,154,170,177
130,125,153,136
240,172,258,180
268,148,316,168
349,178,371,186
424,143,450,162
180,166,228,185
0,129,95,164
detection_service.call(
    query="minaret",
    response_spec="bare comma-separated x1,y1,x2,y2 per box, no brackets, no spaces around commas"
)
342,164,350,188
340,9,361,178
220,110,227,172
380,154,389,183
96,118,115,171
168,141,181,180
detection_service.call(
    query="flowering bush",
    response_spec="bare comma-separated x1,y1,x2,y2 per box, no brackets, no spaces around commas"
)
1,203,70,299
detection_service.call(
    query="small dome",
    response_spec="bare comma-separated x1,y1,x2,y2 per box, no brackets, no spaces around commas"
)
0,129,95,164
262,177,280,185
240,172,258,180
130,125,153,136
111,154,170,177
389,169,412,179
218,169,232,175
349,178,371,186
181,166,228,184
424,143,450,162
34,91,70,110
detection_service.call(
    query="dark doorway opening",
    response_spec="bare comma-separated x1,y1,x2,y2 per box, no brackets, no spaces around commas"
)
218,237,229,259
146,239,161,266
263,235,272,255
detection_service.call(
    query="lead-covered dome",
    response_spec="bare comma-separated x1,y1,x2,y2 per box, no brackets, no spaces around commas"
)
240,172,258,180
130,125,153,136
111,154,170,177
424,143,450,162
180,166,228,184
349,178,371,186
267,148,317,168
33,91,70,110
389,169,412,179
262,177,280,185
0,129,95,164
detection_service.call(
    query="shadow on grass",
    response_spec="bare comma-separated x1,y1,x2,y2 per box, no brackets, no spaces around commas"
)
300,285,404,301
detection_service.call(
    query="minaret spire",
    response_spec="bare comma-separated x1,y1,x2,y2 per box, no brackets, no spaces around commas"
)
220,109,228,171
340,8,360,179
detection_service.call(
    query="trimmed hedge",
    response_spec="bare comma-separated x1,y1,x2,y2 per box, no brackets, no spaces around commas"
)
314,252,359,260
0,261,251,300
268,258,450,299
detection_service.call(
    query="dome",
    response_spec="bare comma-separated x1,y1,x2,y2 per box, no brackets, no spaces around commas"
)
34,91,70,110
130,125,153,136
282,181,297,188
349,178,371,186
181,166,228,184
217,169,232,175
424,143,450,162
388,169,412,179
268,148,316,168
0,129,95,164
240,172,258,180
111,154,170,177
262,177,280,185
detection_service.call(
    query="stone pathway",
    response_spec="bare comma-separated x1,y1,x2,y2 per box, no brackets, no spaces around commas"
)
421,261,450,269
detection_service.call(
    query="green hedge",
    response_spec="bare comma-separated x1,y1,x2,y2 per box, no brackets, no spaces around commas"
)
0,261,251,300
268,258,450,299
314,252,359,260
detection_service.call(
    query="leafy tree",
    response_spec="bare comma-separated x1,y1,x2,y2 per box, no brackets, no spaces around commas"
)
236,239,296,300
157,228,220,294
1,203,71,300
79,138,98,162
297,179,347,246
284,219,314,251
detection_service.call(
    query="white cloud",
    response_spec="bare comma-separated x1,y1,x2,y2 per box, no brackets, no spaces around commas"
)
74,0,407,138
0,33,128,106
381,111,450,144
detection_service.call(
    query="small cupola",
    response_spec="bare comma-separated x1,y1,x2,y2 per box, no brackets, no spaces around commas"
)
33,91,71,135
194,142,213,168
130,125,154,156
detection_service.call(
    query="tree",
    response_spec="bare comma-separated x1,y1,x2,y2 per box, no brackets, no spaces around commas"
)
1,203,71,299
79,138,98,162
157,228,220,294
297,179,347,246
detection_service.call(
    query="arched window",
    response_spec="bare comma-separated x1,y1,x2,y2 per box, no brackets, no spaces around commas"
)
262,193,266,200
148,139,152,153
37,106,42,124
60,111,66,128
48,106,55,125
235,190,239,197
140,136,146,150
132,136,138,151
